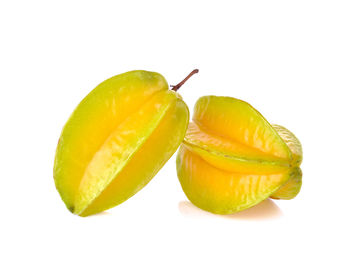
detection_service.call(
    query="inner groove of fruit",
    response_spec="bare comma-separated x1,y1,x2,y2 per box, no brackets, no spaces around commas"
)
177,146,292,214
183,141,289,169
184,122,290,168
80,90,163,176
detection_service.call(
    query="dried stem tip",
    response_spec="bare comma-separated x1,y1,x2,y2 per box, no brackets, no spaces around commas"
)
171,69,199,92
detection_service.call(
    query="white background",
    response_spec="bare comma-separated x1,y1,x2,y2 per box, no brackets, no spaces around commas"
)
1,1,349,275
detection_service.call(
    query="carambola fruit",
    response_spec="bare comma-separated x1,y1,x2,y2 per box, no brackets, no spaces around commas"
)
176,96,303,214
54,70,198,216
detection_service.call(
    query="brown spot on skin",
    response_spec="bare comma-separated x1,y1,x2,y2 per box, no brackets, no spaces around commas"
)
68,206,75,213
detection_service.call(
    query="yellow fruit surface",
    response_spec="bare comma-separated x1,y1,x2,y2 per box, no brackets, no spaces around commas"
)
177,146,292,214
184,122,290,174
193,96,292,160
269,125,303,199
80,97,188,216
54,71,189,216
177,95,303,214
270,167,302,200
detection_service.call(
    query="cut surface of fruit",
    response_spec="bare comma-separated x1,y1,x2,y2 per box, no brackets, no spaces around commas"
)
177,146,292,214
193,96,292,161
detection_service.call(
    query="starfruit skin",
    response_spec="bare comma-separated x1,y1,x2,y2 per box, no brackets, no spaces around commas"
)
177,96,303,214
54,71,189,216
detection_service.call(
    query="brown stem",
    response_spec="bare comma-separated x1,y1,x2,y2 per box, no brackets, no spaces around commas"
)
170,69,199,92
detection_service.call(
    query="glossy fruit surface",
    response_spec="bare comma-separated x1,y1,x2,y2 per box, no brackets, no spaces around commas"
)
269,124,303,199
177,96,303,214
54,70,190,216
